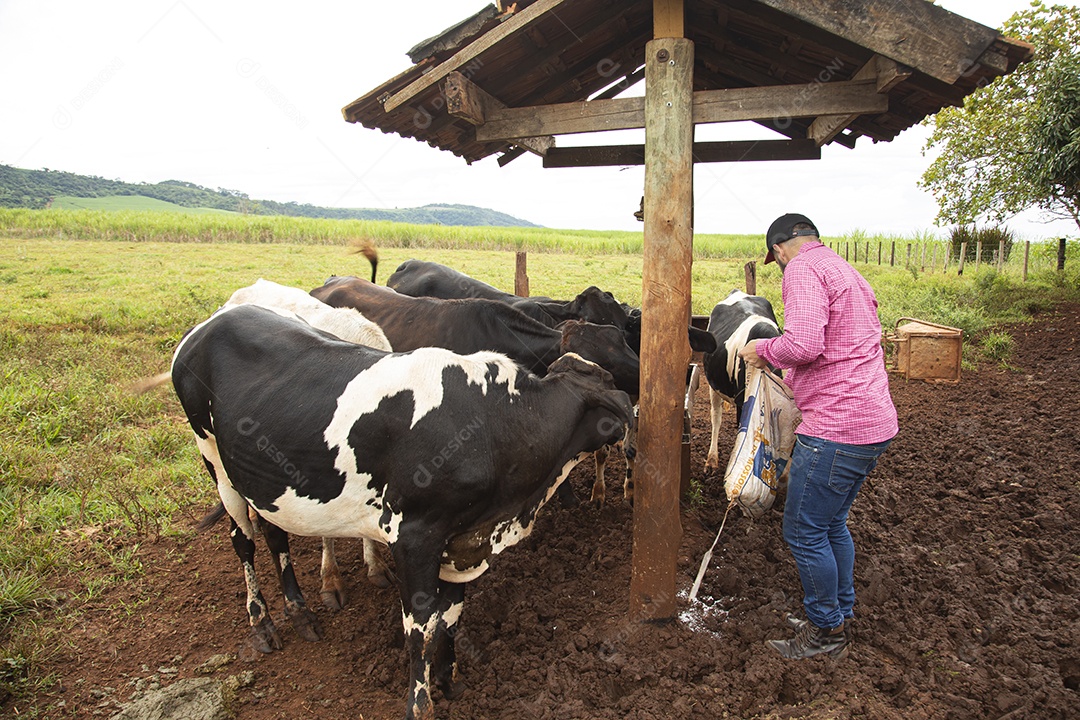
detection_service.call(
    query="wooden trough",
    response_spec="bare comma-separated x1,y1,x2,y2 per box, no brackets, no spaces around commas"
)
885,317,963,383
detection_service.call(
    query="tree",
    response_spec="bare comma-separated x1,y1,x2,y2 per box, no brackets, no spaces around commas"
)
920,2,1080,233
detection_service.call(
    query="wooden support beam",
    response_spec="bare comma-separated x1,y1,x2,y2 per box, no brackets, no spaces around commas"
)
654,0,683,38
382,0,573,112
808,56,904,147
750,0,998,85
543,139,820,167
475,80,887,141
631,35,693,622
444,72,554,157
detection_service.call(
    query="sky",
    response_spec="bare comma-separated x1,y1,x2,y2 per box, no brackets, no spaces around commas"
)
1,0,1075,240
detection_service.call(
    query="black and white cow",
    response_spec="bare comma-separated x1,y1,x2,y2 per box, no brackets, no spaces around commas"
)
171,304,633,720
700,289,781,470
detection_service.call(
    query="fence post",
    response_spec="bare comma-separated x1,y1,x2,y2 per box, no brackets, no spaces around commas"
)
997,239,1005,272
1059,238,1067,271
975,241,982,271
515,251,529,297
878,242,882,265
1023,241,1030,282
845,242,850,262
744,261,757,296
890,241,896,266
921,243,927,271
854,241,858,263
958,242,967,275
906,243,912,268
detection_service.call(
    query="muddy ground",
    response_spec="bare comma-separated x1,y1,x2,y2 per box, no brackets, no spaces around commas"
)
13,303,1080,719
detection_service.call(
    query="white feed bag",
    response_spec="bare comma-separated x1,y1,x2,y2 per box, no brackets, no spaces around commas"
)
723,366,800,519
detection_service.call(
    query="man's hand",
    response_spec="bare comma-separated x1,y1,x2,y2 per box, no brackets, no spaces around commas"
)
738,339,768,369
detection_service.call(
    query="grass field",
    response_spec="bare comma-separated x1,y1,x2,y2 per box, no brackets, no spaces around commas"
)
49,196,238,215
0,222,1078,706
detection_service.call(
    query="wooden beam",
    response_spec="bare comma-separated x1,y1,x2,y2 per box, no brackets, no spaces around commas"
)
475,80,887,141
654,0,683,38
808,56,902,147
750,0,998,85
632,36,693,622
382,0,573,113
443,72,554,157
543,139,820,167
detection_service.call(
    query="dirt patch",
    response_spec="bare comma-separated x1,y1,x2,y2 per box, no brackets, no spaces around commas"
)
13,304,1080,720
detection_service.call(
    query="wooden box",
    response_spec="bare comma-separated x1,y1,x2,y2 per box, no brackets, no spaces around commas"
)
886,318,962,383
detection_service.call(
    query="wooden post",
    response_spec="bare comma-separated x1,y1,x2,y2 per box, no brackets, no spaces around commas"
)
1058,238,1066,271
1023,240,1030,281
906,243,912,267
632,26,693,622
866,241,870,265
853,241,858,264
921,243,927,271
744,261,757,296
890,241,896,266
975,241,982,270
878,242,882,265
844,241,849,262
958,242,967,275
515,251,529,296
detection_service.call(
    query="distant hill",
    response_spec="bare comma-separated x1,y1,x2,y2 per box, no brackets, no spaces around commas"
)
0,164,542,228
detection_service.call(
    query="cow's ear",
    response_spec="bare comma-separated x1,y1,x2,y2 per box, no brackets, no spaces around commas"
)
689,326,717,353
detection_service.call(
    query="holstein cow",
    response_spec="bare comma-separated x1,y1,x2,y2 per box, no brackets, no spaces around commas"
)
222,279,395,602
171,304,633,720
312,274,644,508
700,289,781,470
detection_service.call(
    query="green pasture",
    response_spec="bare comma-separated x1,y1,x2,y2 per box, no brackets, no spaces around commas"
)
0,218,1078,707
49,195,238,215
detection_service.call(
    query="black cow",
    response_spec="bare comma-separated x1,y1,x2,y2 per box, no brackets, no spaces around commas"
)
387,259,630,330
310,275,641,397
171,304,633,720
700,289,781,470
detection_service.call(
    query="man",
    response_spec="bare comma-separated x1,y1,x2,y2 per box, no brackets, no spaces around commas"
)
738,213,897,660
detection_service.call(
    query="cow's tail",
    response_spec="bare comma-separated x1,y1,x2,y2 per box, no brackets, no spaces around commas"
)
196,502,229,532
349,238,379,283
129,371,171,394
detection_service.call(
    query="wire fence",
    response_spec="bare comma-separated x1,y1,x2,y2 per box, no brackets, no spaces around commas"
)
825,238,1075,280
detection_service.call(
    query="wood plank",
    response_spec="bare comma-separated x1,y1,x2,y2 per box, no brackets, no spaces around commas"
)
808,56,896,146
631,36,694,622
750,0,999,85
383,0,574,113
654,0,684,38
443,72,554,157
543,139,820,167
476,79,887,140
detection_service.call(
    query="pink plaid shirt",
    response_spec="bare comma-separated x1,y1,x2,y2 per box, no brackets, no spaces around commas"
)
756,241,898,445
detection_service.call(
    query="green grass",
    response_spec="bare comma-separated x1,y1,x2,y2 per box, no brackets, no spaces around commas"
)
49,196,238,215
0,216,1078,704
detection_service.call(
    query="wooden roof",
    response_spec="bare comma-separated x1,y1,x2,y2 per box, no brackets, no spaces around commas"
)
343,0,1032,165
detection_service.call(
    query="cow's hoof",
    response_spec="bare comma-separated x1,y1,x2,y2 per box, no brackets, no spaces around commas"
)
320,588,347,611
366,569,394,590
250,617,283,654
556,483,580,509
589,494,605,511
288,607,324,642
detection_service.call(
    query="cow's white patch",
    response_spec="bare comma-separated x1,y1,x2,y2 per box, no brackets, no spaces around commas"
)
722,314,778,385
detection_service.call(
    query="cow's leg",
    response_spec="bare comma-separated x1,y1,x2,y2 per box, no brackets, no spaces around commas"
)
219,489,282,653
363,538,394,589
705,388,727,470
590,447,608,508
623,410,638,504
319,537,346,610
431,580,466,701
259,521,324,643
391,532,446,720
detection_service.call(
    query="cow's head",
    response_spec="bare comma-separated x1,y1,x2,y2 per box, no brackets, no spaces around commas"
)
547,353,634,450
557,320,640,397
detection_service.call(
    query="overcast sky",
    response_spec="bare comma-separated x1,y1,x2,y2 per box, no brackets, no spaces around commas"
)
1,1,1075,239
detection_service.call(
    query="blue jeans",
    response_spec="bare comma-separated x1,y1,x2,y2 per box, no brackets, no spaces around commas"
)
783,434,893,630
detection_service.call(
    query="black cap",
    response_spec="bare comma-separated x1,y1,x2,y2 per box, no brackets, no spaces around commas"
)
765,213,818,264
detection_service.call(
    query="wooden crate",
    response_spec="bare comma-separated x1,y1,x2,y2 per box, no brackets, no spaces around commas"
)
885,318,963,383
